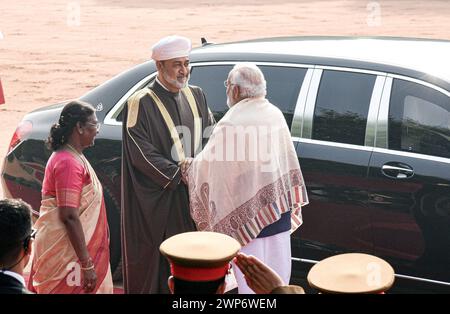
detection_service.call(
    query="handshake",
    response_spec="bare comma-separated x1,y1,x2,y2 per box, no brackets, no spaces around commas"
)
178,157,193,185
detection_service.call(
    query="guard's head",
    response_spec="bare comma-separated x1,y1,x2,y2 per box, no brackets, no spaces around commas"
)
151,35,191,92
0,199,34,271
160,231,241,294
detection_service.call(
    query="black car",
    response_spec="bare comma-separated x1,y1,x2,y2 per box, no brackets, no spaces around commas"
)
2,37,450,292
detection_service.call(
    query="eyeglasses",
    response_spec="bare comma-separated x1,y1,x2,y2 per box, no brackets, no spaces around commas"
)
86,121,101,130
224,80,236,88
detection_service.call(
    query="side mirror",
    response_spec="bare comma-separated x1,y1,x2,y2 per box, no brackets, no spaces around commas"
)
0,79,5,105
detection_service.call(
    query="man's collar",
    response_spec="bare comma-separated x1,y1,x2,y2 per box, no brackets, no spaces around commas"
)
0,270,26,287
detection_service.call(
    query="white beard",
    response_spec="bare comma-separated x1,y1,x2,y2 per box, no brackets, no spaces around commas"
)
162,71,189,89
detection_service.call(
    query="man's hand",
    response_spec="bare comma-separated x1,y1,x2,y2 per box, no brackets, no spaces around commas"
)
234,252,285,294
179,157,193,185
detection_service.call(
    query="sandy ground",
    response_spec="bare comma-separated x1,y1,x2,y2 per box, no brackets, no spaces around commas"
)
1,0,450,198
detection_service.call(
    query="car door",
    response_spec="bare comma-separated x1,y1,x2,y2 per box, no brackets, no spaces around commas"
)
291,67,386,264
368,75,450,285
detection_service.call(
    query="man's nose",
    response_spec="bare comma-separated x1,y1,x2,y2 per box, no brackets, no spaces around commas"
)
180,65,189,75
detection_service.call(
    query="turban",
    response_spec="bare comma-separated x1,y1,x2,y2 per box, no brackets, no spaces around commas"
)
151,35,192,61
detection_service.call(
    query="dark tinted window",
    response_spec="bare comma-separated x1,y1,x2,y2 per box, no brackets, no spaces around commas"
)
189,65,307,126
312,70,375,145
189,65,233,121
389,79,450,159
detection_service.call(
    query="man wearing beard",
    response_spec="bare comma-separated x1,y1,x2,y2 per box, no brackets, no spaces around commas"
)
121,35,215,293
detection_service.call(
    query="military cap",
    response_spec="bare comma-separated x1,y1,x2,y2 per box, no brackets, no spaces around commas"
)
307,253,395,294
160,231,241,282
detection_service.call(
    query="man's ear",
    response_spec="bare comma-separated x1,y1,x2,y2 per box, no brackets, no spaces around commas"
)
25,238,34,256
233,85,241,101
156,61,163,72
168,276,175,294
22,238,33,268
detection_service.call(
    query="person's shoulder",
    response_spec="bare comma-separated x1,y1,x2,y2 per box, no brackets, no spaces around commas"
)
52,151,83,170
186,85,208,109
52,150,75,162
266,100,283,113
187,84,203,91
127,87,153,106
0,273,33,294
124,87,156,118
266,100,286,120
0,286,34,294
187,84,206,97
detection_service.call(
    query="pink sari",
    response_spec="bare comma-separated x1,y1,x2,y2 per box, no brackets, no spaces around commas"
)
28,149,113,294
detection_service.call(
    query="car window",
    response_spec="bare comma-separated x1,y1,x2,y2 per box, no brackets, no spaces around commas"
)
189,65,307,126
189,65,233,121
388,79,450,159
312,70,376,145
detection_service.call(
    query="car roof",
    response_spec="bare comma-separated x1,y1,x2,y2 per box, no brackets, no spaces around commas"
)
192,36,450,84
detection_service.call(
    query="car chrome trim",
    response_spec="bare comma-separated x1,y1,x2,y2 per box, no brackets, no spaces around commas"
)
365,75,387,147
388,74,450,97
291,257,318,265
301,69,322,139
291,69,314,138
372,147,450,164
292,257,450,287
375,77,392,148
292,137,374,152
382,165,414,172
315,65,387,76
104,74,156,126
190,61,314,69
394,274,450,286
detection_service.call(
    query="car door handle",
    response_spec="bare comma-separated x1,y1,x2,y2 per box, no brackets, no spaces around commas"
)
381,163,414,179
382,165,414,173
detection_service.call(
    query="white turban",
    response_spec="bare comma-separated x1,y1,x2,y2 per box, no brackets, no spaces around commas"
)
151,35,192,61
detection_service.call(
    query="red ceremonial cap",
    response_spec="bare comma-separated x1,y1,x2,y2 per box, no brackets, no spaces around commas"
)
160,231,241,282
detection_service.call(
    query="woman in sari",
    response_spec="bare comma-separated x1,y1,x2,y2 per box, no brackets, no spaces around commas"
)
28,100,113,294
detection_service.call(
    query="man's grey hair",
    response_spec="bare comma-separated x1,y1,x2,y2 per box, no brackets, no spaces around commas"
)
229,63,267,98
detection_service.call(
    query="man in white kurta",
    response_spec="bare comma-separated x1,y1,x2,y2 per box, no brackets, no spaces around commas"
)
186,63,309,293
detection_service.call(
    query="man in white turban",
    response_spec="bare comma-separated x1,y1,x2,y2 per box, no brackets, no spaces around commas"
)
121,35,215,293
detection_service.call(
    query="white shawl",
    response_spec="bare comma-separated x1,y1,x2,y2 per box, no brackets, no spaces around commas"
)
188,97,309,246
